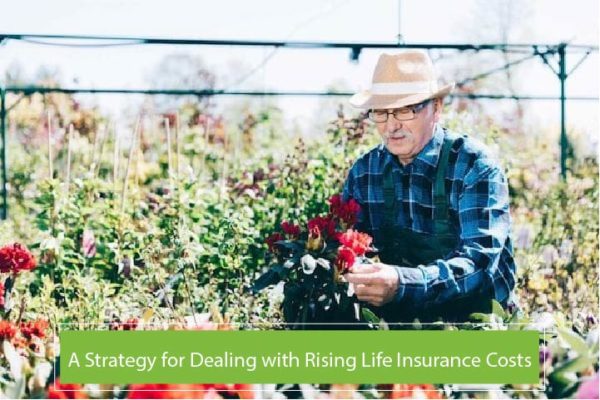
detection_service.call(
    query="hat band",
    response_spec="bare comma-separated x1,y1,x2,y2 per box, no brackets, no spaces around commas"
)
370,81,438,95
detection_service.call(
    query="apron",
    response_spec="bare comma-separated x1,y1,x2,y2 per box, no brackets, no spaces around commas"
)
377,136,493,324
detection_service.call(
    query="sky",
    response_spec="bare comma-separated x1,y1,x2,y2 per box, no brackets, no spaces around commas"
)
0,0,598,148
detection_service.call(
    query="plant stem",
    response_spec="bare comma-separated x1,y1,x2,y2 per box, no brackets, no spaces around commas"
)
47,111,53,179
121,116,141,214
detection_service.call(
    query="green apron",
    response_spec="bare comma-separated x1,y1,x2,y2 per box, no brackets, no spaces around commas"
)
378,136,493,323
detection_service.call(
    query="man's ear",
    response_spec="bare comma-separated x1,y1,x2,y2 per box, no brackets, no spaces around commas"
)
432,98,443,122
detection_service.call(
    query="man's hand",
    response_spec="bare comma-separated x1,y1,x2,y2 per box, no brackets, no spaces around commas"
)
345,263,399,307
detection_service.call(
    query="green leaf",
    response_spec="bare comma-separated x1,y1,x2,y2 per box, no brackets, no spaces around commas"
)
468,312,491,323
558,327,589,355
492,300,507,320
361,308,380,324
552,354,594,375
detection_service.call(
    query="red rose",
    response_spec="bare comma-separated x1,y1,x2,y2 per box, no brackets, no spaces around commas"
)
280,221,301,238
0,280,4,310
338,229,373,257
0,243,37,273
335,246,356,274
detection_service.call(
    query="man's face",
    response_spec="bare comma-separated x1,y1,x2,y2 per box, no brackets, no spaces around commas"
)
373,98,442,165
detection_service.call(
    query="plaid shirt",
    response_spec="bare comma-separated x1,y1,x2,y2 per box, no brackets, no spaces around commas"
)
342,125,516,307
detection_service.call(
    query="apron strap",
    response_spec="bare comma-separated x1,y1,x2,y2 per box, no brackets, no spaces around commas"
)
433,136,454,232
383,163,396,223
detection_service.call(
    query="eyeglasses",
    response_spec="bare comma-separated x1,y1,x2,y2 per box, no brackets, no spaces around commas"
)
367,100,432,123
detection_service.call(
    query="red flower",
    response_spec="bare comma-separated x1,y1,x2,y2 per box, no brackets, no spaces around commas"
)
0,243,37,273
389,384,443,399
335,246,356,274
280,221,301,238
265,233,285,253
47,379,88,399
329,195,361,227
0,280,4,310
123,318,139,331
126,384,218,399
20,319,49,340
338,230,373,257
0,320,17,341
307,216,337,239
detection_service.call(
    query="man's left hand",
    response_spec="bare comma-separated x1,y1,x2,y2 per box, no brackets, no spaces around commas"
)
345,263,399,307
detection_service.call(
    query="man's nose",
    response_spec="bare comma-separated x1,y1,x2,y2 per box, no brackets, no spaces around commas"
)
386,116,402,132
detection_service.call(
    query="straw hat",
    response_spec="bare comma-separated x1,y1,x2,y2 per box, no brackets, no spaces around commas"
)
349,51,454,110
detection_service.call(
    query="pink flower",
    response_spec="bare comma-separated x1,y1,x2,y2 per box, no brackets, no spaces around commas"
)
82,229,96,258
576,372,599,399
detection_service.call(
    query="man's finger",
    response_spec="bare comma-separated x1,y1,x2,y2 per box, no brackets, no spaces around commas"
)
350,263,379,274
344,272,381,286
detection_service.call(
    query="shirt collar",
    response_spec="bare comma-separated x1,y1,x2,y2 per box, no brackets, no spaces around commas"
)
381,124,445,173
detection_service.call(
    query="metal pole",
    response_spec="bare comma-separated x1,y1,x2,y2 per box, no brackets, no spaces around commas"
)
1,88,7,219
559,43,567,180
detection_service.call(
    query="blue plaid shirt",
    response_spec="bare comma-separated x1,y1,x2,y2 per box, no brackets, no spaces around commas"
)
342,125,516,307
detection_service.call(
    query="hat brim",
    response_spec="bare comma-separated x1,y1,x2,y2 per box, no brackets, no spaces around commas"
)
349,83,454,110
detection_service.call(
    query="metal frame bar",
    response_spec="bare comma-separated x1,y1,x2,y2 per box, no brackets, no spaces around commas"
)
0,34,598,219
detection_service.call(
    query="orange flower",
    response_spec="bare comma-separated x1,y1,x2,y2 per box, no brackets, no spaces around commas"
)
0,320,17,341
20,319,49,340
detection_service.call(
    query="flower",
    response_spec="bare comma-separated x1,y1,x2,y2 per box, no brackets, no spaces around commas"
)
306,226,323,251
329,195,361,227
123,318,139,331
0,280,4,310
335,247,356,274
0,243,37,273
575,372,599,399
265,233,285,253
539,346,551,364
0,320,17,341
20,319,49,340
280,221,301,238
82,229,96,258
389,384,443,399
307,216,337,239
126,384,222,399
47,380,88,399
338,229,373,256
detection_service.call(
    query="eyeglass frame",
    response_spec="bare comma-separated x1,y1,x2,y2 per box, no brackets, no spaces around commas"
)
367,99,433,123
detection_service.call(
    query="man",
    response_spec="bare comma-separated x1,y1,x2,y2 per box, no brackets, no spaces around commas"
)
343,51,516,322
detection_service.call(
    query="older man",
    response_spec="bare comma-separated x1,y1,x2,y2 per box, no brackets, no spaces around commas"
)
343,51,516,322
